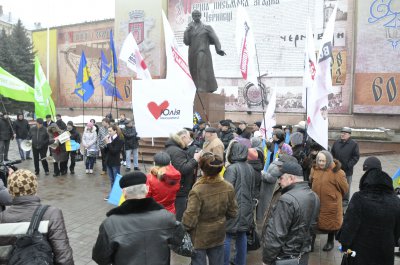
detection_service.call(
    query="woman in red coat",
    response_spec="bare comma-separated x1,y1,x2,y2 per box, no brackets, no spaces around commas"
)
146,152,181,214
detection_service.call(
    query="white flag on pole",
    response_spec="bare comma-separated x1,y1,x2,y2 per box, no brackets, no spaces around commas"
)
259,87,277,140
307,4,338,150
162,10,196,99
236,5,258,87
119,33,152,80
302,18,317,109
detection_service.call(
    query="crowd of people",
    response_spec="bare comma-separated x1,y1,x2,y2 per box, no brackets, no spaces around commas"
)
0,114,399,265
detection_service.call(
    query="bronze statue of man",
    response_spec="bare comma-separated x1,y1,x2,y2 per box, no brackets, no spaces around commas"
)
184,10,226,93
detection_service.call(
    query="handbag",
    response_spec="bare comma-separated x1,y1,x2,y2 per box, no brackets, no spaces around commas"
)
169,221,195,258
340,250,355,265
247,199,260,251
75,150,84,162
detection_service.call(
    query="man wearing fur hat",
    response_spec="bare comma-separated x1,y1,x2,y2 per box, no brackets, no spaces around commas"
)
331,127,360,207
92,171,181,265
0,169,74,264
165,129,200,221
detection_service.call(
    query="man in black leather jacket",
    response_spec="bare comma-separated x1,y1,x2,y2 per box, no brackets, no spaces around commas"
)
262,162,320,265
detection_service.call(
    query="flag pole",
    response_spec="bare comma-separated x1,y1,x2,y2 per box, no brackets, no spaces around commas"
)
195,92,209,123
255,44,268,140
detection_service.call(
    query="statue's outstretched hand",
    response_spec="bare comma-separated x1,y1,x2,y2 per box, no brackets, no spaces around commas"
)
217,50,226,56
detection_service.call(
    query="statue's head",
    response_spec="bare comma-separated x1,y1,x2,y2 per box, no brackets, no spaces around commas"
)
192,10,201,22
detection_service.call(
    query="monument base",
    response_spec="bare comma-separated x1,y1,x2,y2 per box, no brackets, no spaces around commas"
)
194,92,225,126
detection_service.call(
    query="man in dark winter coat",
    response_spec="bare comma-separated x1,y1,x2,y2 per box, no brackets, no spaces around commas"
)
55,114,67,130
223,140,256,265
123,120,140,172
331,127,360,207
219,120,234,149
92,171,181,265
43,114,54,128
262,162,320,265
338,157,400,265
0,112,14,162
28,118,49,175
165,129,200,221
13,113,31,160
66,121,81,174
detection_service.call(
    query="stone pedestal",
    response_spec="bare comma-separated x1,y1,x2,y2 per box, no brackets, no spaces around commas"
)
194,92,225,126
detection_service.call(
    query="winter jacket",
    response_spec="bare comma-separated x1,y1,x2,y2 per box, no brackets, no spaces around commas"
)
56,119,67,131
69,127,81,143
146,165,181,214
0,179,12,211
92,198,178,265
339,169,400,265
97,126,109,149
123,126,139,150
331,137,360,176
247,148,264,200
224,140,256,233
220,130,234,149
82,127,98,152
48,128,69,162
13,118,30,139
311,160,349,231
0,195,74,265
28,125,49,150
0,117,13,141
165,135,198,197
183,175,238,249
257,161,281,221
262,182,320,264
104,135,124,167
202,137,224,160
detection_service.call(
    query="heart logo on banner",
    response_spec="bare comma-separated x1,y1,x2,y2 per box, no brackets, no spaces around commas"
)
147,100,170,120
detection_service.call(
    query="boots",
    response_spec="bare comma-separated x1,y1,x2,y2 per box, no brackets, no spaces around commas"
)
322,232,334,251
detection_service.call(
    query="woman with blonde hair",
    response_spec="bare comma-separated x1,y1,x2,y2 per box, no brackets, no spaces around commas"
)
310,150,348,251
146,152,181,213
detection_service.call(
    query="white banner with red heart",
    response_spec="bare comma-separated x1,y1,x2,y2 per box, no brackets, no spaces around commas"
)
132,79,194,137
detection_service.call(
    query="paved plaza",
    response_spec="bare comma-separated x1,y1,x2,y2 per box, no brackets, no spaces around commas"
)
3,143,400,265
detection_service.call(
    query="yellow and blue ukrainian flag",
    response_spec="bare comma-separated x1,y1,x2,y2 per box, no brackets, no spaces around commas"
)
392,168,400,189
74,51,95,102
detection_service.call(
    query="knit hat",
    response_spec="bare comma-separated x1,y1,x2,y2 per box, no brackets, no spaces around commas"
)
341,127,352,134
294,121,306,130
67,121,74,126
280,161,303,176
363,156,382,171
220,120,230,127
86,122,94,128
254,121,261,128
8,169,38,197
290,132,303,146
251,136,262,149
153,152,171,167
119,171,147,188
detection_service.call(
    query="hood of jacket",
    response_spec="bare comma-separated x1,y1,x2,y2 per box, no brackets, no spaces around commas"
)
359,168,394,192
225,140,248,164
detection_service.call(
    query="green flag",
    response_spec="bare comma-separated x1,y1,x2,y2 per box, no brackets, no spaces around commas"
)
0,66,35,102
34,57,56,119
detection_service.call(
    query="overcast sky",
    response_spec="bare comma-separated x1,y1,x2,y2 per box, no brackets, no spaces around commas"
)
0,0,115,28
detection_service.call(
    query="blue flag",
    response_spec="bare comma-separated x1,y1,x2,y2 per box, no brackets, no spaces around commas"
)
392,168,400,189
74,52,95,102
100,51,122,100
110,30,118,73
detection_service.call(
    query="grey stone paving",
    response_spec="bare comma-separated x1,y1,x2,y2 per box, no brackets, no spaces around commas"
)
4,142,400,264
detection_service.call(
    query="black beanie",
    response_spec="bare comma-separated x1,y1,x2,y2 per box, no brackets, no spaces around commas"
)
363,156,382,171
119,171,147,188
153,152,171,167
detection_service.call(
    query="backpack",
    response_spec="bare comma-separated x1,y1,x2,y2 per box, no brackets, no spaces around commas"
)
8,205,54,265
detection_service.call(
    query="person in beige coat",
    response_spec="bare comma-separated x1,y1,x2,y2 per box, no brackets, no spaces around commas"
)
183,152,238,265
202,127,225,160
310,150,349,252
